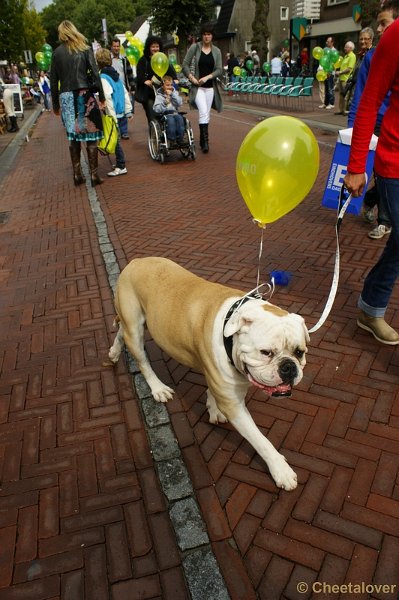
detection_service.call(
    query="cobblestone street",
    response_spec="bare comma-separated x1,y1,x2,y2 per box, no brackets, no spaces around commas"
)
0,97,398,599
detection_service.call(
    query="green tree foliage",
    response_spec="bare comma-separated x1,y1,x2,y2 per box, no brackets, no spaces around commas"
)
74,0,136,44
23,2,47,58
0,0,25,62
147,0,213,49
251,0,269,64
0,0,47,63
40,0,147,48
40,0,81,48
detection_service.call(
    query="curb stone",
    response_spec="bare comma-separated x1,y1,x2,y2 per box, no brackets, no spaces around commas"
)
81,156,231,600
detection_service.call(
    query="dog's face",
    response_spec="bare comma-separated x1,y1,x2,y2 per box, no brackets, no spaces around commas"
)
224,300,309,397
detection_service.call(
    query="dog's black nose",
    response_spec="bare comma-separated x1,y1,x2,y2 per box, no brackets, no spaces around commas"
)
278,359,297,384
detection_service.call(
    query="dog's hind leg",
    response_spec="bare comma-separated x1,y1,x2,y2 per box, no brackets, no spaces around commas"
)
120,308,175,404
108,321,125,364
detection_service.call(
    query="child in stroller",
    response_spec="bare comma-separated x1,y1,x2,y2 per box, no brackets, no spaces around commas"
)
153,75,185,145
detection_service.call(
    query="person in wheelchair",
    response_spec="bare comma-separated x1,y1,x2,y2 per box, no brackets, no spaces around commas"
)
153,75,185,145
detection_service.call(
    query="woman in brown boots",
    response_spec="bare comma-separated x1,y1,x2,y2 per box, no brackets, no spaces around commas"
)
50,20,105,186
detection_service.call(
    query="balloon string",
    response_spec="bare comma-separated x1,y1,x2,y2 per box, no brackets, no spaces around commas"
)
256,226,264,292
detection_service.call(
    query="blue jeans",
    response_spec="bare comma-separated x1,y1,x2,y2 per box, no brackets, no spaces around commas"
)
358,176,399,316
324,75,335,106
115,128,125,169
118,115,128,137
165,113,184,141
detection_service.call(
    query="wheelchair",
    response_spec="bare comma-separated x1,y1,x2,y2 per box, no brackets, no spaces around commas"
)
148,112,196,163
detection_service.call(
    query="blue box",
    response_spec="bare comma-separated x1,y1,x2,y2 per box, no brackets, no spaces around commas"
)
321,128,377,215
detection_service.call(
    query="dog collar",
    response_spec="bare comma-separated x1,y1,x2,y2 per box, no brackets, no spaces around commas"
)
223,295,253,366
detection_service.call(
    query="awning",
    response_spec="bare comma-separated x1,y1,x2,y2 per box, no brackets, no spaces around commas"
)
307,17,361,38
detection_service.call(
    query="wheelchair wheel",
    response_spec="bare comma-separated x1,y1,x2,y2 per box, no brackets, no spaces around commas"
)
148,120,162,161
180,118,196,160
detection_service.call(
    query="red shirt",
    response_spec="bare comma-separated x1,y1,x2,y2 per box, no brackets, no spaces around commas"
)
348,18,399,177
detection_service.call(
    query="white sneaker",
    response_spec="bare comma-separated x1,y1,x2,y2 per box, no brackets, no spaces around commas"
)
318,104,326,108
325,105,335,110
107,167,127,177
368,224,392,239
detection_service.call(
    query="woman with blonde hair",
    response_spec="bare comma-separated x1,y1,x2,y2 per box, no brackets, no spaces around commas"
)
50,20,105,186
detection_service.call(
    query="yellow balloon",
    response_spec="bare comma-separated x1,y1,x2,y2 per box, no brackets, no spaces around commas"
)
175,64,182,73
125,30,133,40
334,56,343,68
312,46,324,61
316,69,327,82
151,51,169,78
236,116,319,225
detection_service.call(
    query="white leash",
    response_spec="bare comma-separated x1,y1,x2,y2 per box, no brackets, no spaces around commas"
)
308,179,365,333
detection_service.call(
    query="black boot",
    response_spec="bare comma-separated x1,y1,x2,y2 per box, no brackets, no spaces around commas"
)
86,142,103,187
199,123,209,153
69,141,86,186
7,116,19,133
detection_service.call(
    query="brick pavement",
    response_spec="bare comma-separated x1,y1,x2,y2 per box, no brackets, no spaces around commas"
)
0,97,399,600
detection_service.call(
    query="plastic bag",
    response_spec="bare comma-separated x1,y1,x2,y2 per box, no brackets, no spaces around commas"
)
98,114,118,155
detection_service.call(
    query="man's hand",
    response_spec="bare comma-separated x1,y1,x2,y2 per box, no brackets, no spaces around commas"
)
343,172,367,197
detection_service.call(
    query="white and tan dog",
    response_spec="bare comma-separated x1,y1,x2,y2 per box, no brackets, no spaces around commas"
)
109,257,309,490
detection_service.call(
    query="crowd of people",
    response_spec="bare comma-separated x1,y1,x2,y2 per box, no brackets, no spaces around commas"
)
2,6,399,346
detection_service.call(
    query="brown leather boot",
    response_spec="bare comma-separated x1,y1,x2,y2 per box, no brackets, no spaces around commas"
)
86,141,103,187
357,310,399,345
69,141,86,186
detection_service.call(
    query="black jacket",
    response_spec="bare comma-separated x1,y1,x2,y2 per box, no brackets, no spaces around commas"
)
136,55,177,103
50,45,105,110
120,56,135,92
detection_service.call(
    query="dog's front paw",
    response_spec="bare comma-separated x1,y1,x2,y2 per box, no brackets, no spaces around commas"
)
269,455,298,491
207,407,228,424
152,385,175,403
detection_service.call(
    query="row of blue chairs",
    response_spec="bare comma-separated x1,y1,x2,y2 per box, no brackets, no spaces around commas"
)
224,75,315,110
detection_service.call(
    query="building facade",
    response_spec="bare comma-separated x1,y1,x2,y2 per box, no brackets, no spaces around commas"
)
213,0,364,68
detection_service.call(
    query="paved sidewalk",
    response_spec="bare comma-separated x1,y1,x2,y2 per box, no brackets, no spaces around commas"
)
1,99,399,600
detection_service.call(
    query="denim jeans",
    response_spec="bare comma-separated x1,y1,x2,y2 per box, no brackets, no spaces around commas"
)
165,113,184,141
114,129,125,169
358,176,399,317
118,115,128,136
363,175,391,227
324,75,335,106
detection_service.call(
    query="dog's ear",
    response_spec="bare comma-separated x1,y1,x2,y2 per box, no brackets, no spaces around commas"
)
292,314,310,343
224,312,253,337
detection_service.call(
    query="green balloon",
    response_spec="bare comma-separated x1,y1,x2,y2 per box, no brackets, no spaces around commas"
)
330,49,340,63
130,45,140,60
319,55,331,69
42,43,52,53
44,51,52,62
35,51,45,62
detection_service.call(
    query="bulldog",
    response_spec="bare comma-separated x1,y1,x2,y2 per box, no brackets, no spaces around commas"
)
108,257,309,490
